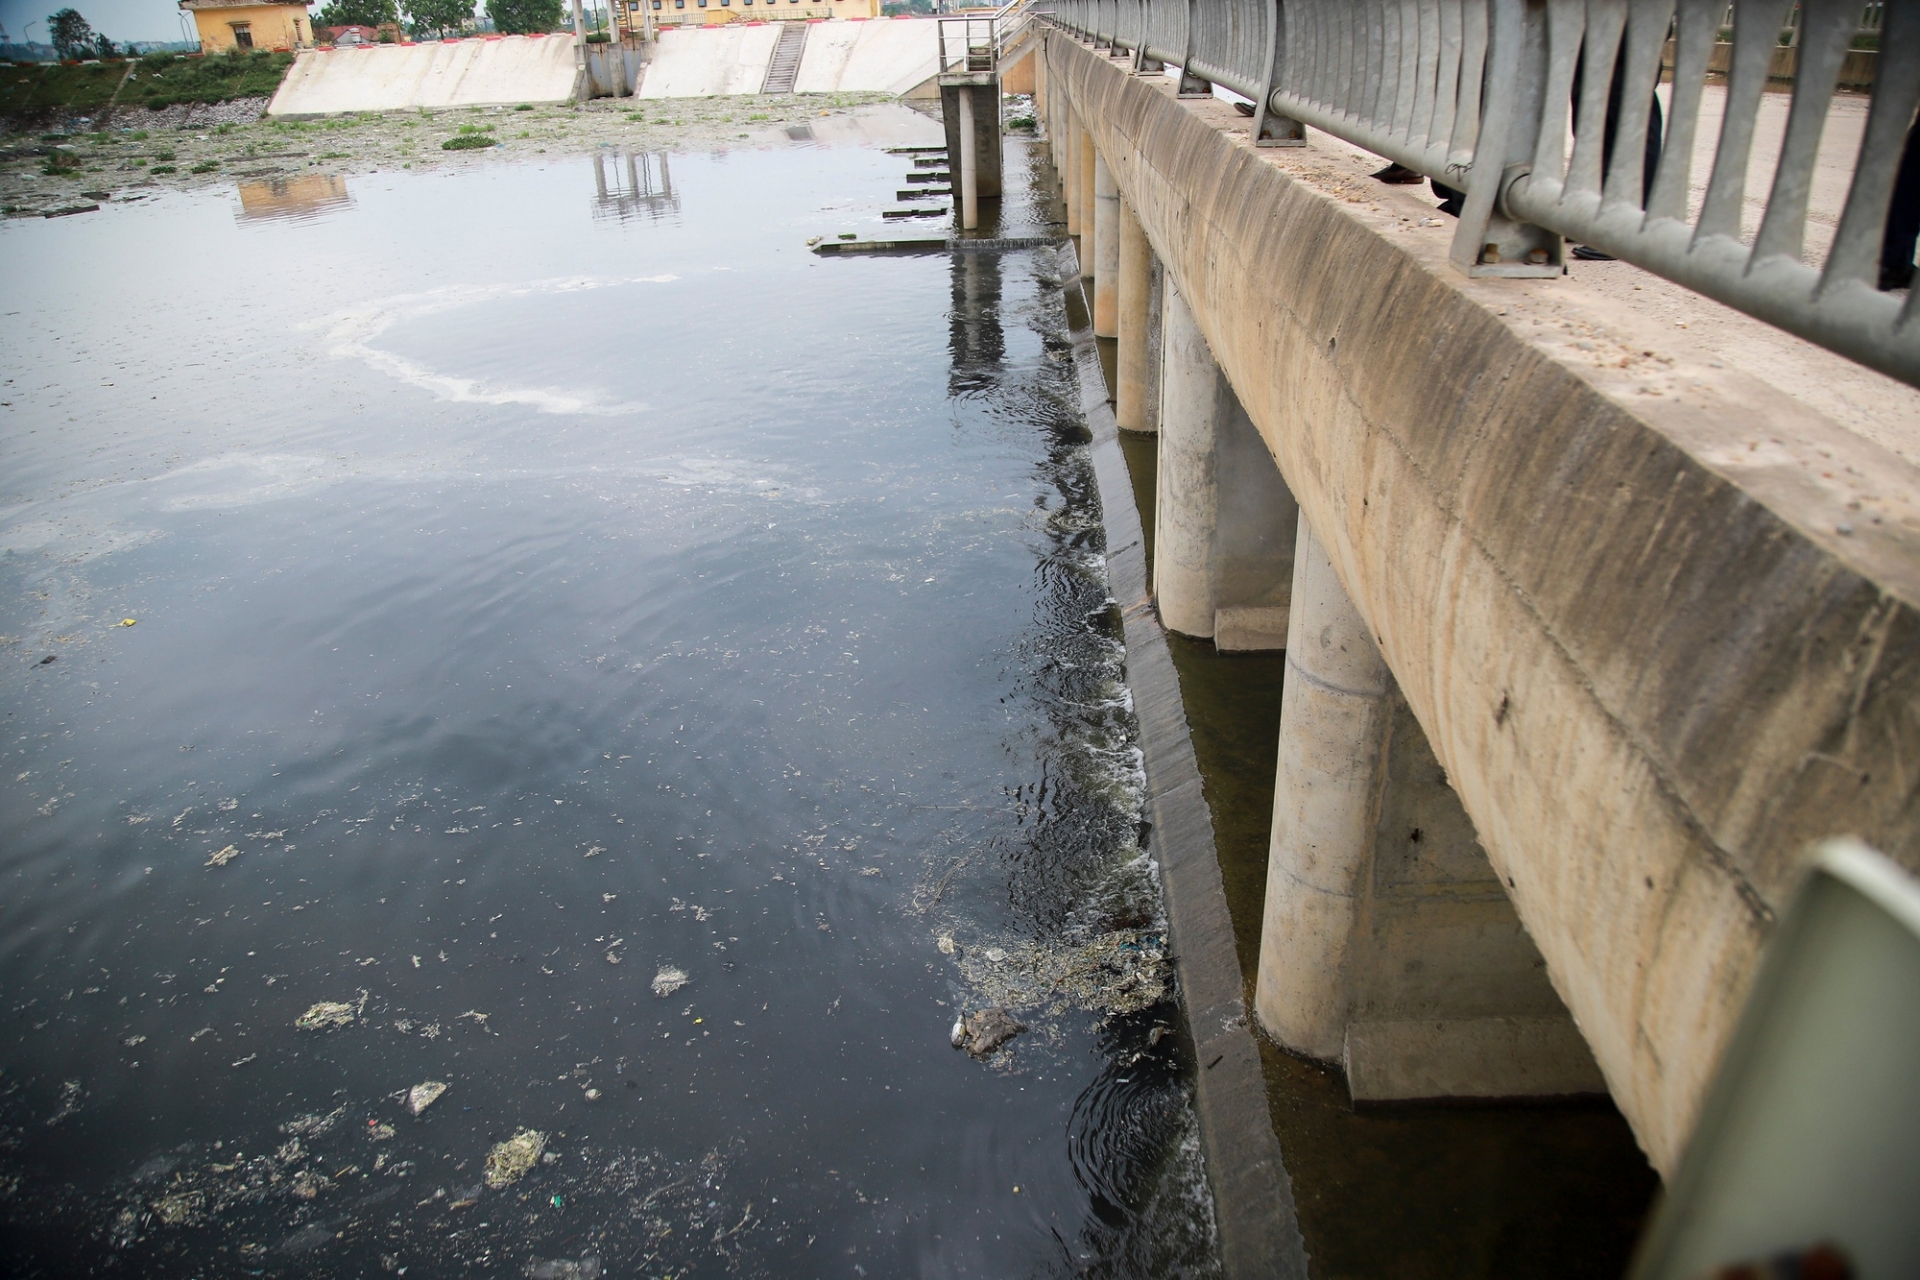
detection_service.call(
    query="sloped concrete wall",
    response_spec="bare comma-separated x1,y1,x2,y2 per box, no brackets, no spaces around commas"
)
633,17,936,98
794,17,937,95
268,35,580,116
1048,32,1920,1177
636,22,782,98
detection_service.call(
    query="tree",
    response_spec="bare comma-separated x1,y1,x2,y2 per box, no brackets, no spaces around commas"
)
315,0,399,28
485,0,562,35
403,0,474,37
46,8,95,60
92,32,115,57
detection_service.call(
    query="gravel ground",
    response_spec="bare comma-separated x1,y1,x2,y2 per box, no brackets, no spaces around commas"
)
0,91,901,217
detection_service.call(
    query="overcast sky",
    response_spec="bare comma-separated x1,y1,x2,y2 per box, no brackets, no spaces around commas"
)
1,0,215,45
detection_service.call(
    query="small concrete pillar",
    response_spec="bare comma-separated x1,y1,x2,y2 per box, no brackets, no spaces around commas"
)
1255,519,1394,1059
1115,196,1153,430
1063,110,1080,236
1153,277,1298,643
1092,150,1121,337
956,88,979,230
1255,516,1607,1099
938,76,1001,202
1078,124,1096,259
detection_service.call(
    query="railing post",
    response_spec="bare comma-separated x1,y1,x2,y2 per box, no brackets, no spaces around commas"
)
1251,0,1304,146
1177,0,1211,96
1448,0,1562,277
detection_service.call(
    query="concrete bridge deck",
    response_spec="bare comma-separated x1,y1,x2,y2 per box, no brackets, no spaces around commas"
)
1041,30,1920,1189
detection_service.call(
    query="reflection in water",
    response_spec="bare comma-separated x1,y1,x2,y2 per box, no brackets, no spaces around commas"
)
589,150,678,224
948,249,1005,396
234,174,353,224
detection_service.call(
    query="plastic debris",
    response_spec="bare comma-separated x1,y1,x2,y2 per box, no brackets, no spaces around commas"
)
295,1001,356,1031
407,1080,448,1116
483,1128,547,1189
117,618,137,627
954,1007,1026,1058
582,1087,601,1102
651,966,688,997
936,934,956,955
526,1258,602,1280
205,845,241,868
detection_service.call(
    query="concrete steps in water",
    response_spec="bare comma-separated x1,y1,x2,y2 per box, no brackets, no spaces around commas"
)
760,23,809,95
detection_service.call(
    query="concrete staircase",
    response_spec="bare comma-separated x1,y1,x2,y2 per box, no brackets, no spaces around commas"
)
760,23,808,95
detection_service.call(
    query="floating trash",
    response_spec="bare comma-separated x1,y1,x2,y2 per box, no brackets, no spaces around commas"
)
954,1007,1026,1058
651,966,688,997
205,845,241,868
294,999,357,1032
407,1080,448,1116
483,1128,547,1189
526,1257,602,1279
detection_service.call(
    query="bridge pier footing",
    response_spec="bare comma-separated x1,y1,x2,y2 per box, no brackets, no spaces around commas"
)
1152,277,1296,644
1255,517,1607,1101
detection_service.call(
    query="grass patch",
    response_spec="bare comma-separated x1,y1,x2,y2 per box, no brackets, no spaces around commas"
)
441,134,496,150
40,150,82,176
0,62,128,116
188,159,218,173
128,51,294,111
318,150,350,159
149,164,175,174
514,103,533,111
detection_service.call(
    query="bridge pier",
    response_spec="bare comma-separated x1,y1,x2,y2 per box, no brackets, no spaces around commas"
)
1115,196,1156,432
1152,278,1297,645
1078,122,1096,262
1255,516,1606,1100
1092,150,1120,337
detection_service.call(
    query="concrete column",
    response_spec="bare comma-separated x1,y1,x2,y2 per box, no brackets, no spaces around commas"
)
1255,517,1395,1059
1115,197,1152,430
1033,38,1047,116
957,88,979,230
1063,110,1081,236
1078,124,1096,259
1153,278,1298,643
1092,149,1121,338
1254,516,1607,1099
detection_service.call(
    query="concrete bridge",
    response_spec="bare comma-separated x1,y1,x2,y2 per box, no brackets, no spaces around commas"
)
1028,3,1920,1197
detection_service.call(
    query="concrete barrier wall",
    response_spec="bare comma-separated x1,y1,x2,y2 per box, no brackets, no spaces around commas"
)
794,18,937,95
1048,33,1920,1176
268,35,580,116
635,17,936,98
636,22,783,98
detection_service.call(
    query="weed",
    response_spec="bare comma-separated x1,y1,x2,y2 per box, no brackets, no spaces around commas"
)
624,111,645,121
149,164,175,174
319,150,350,159
152,148,175,161
40,151,81,175
514,103,533,111
441,134,496,150
188,160,218,173
747,113,768,121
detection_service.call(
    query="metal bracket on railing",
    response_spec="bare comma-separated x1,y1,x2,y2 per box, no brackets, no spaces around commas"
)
1176,0,1210,95
1251,0,1303,146
1131,0,1163,72
1448,0,1560,278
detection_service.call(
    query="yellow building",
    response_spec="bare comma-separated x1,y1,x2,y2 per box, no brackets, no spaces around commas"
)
645,0,882,30
180,0,313,52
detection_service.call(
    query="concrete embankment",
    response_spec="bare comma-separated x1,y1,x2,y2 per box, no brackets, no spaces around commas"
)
267,35,580,116
1047,32,1920,1178
638,17,938,98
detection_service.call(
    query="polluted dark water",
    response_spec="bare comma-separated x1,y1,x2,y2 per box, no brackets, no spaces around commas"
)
0,112,1219,1277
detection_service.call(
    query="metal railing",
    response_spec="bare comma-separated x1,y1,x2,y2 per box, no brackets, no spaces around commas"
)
1045,0,1919,388
939,0,1039,74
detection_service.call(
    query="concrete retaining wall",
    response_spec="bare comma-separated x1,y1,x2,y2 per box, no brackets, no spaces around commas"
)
636,17,936,98
1048,32,1920,1177
268,35,581,116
